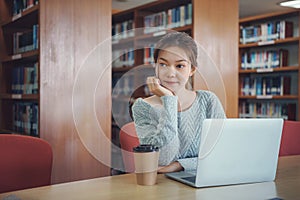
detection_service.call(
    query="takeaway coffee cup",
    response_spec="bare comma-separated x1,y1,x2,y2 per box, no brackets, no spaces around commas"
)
133,144,159,186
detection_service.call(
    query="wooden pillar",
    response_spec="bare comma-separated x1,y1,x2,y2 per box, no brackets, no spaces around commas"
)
39,0,112,184
193,0,239,118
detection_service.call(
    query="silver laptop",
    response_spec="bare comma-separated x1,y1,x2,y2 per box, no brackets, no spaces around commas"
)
165,118,284,188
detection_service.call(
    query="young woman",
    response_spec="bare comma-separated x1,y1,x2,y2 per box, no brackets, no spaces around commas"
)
132,32,226,173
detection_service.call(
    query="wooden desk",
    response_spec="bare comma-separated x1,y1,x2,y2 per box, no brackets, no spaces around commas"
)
1,155,299,200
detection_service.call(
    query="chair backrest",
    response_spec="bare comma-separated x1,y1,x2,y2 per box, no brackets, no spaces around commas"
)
119,122,140,173
279,120,300,156
0,134,53,193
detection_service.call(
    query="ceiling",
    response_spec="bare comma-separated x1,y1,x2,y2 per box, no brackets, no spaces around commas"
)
239,0,293,18
112,0,294,18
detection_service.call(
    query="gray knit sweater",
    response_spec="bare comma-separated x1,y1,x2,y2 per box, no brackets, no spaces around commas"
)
132,90,226,171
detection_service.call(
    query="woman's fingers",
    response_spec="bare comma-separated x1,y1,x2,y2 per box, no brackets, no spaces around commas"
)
147,76,159,86
147,76,161,92
157,162,183,173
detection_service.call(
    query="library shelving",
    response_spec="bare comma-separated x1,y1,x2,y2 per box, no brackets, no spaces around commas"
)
111,0,193,174
0,0,112,184
0,0,39,136
238,10,300,120
111,0,239,173
112,0,193,131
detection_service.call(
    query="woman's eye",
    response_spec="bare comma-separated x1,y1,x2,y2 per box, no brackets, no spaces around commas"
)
159,63,167,67
176,64,185,69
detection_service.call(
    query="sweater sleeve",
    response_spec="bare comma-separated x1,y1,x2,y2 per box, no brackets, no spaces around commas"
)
207,92,226,118
132,96,180,165
177,157,197,171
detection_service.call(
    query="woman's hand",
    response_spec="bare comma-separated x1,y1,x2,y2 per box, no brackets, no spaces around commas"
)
157,161,183,173
147,76,174,97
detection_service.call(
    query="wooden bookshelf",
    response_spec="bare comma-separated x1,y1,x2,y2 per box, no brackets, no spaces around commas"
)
0,0,39,136
238,9,300,120
239,95,298,100
1,49,39,62
0,93,39,100
239,37,300,48
0,0,111,184
112,0,238,117
112,0,194,134
239,66,299,74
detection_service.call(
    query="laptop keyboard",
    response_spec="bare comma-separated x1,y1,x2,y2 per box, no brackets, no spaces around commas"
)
181,176,196,183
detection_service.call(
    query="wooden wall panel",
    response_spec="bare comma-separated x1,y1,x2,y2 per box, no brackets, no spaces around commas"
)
193,0,239,118
39,0,111,184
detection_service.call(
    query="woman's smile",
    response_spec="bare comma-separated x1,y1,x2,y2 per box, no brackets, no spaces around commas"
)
164,80,179,85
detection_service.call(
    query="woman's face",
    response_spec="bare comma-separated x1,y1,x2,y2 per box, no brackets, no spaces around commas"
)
156,46,195,93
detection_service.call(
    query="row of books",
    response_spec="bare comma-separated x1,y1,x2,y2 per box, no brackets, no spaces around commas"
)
12,0,39,16
112,75,135,96
240,20,293,44
112,48,134,68
144,44,155,64
112,45,157,68
240,49,288,69
240,76,291,96
112,73,153,97
239,102,296,120
12,101,38,136
11,62,38,94
144,3,192,34
112,20,135,41
13,24,38,54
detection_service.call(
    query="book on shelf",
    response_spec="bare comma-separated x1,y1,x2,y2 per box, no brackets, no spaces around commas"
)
279,49,288,67
11,62,38,94
144,11,167,33
13,24,39,54
280,76,291,95
12,0,39,17
240,75,292,96
112,19,135,41
279,20,293,39
240,20,293,44
239,101,296,120
143,44,155,64
240,76,250,96
255,76,262,95
144,3,192,34
240,49,288,69
282,103,296,120
112,74,135,96
112,48,134,68
12,101,39,136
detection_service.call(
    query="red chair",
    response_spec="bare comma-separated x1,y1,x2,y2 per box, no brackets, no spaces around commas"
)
0,134,53,193
279,120,300,156
119,122,140,173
